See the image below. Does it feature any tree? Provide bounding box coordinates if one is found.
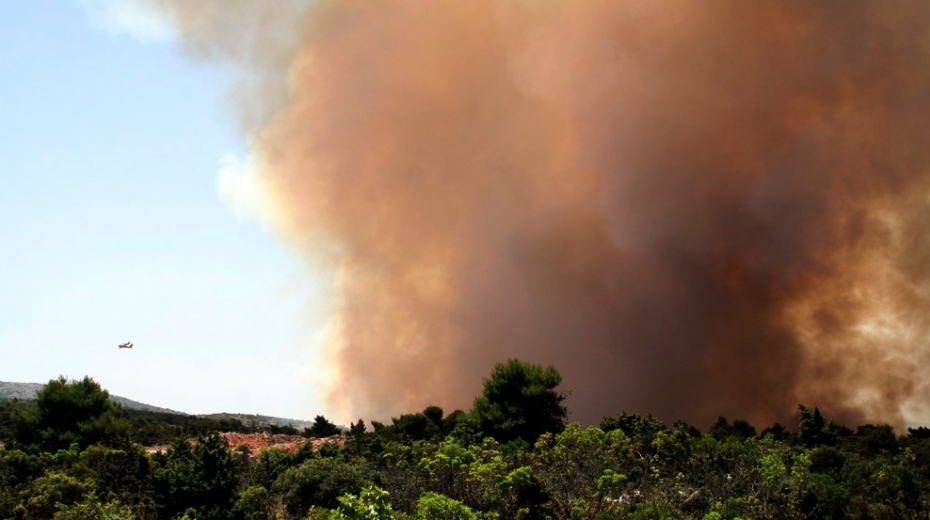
[852,424,898,455]
[15,472,87,520]
[532,424,632,519]
[423,406,444,427]
[709,417,756,440]
[81,444,152,510]
[51,493,135,520]
[331,486,395,520]
[760,422,790,441]
[350,419,367,437]
[346,419,369,456]
[797,405,837,448]
[416,492,480,520]
[16,376,125,451]
[272,457,371,517]
[600,411,666,444]
[441,410,469,436]
[307,415,340,438]
[471,359,568,444]
[151,433,241,520]
[390,409,441,441]
[234,486,275,520]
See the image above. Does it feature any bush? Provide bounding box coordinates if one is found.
[332,486,395,520]
[471,360,567,444]
[151,434,241,520]
[16,376,125,452]
[416,492,479,520]
[15,472,87,520]
[52,493,136,520]
[234,485,275,520]
[273,457,370,518]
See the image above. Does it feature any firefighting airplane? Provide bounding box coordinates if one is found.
[118,342,133,349]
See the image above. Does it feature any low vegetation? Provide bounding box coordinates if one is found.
[1,361,928,519]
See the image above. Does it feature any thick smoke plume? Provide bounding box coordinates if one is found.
[151,0,930,428]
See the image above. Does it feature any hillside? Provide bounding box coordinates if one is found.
[0,381,42,401]
[199,412,316,431]
[0,380,182,414]
[0,380,317,429]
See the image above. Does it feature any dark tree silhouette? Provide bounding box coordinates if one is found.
[471,359,568,444]
[16,376,124,451]
[307,415,340,438]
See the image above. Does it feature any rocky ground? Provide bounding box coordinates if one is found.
[145,432,345,458]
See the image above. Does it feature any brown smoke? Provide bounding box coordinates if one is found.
[151,0,930,428]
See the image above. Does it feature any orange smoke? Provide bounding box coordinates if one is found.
[152,0,930,428]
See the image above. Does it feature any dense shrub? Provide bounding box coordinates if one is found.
[272,457,371,518]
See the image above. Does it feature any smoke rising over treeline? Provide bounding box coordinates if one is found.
[147,0,930,428]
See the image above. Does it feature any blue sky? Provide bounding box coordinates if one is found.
[0,0,328,419]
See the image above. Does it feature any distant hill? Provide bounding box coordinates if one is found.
[199,412,316,431]
[0,381,43,401]
[110,395,186,415]
[0,380,318,430]
[0,380,183,415]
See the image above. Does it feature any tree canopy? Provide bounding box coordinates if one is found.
[470,359,567,444]
[3,369,930,520]
[307,415,341,438]
[15,376,124,451]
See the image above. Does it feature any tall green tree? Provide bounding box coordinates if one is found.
[15,376,124,451]
[798,405,837,448]
[307,415,340,438]
[471,359,568,444]
[151,433,241,520]
[272,457,371,518]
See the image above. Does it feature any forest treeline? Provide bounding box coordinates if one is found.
[1,360,928,520]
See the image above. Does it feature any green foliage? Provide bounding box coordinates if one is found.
[499,466,549,520]
[759,423,790,442]
[332,486,396,520]
[702,503,753,520]
[441,411,471,437]
[123,409,256,446]
[0,399,36,446]
[471,359,567,444]
[151,433,241,520]
[533,424,633,519]
[390,411,442,442]
[2,364,929,520]
[797,405,837,448]
[234,485,275,520]
[15,471,88,520]
[244,446,295,490]
[849,424,898,455]
[0,447,44,518]
[272,456,370,518]
[0,447,44,487]
[52,493,136,520]
[81,444,152,508]
[346,420,371,457]
[798,472,848,519]
[416,492,481,520]
[708,418,756,440]
[16,376,126,452]
[308,416,341,438]
[756,447,787,491]
[600,411,666,448]
[372,407,468,444]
